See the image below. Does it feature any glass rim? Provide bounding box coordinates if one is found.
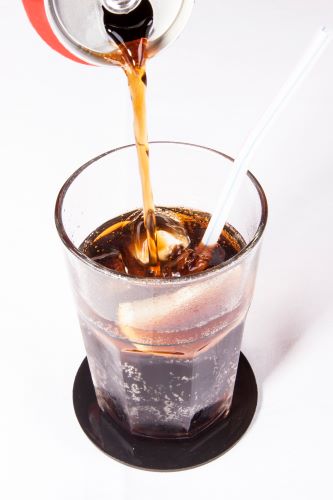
[55,141,268,286]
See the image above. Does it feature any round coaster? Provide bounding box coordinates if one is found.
[73,353,257,471]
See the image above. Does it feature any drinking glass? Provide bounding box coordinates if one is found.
[55,141,267,438]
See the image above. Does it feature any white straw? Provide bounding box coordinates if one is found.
[202,27,332,247]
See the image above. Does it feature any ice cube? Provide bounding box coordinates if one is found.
[133,229,190,264]
[92,249,126,273]
[118,263,248,347]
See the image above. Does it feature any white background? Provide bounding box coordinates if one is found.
[1,0,333,498]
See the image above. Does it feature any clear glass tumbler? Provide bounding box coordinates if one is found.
[55,141,267,439]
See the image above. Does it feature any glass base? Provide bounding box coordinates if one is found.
[72,353,258,471]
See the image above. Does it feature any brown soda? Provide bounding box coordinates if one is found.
[79,209,246,438]
[76,3,248,438]
[80,207,245,278]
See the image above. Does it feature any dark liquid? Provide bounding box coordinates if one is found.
[103,0,153,45]
[79,209,246,438]
[78,6,247,439]
[80,207,244,278]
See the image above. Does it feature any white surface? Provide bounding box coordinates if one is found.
[1,0,333,498]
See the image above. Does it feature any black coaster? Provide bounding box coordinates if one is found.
[73,353,257,471]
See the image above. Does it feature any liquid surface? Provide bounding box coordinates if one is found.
[80,207,244,278]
